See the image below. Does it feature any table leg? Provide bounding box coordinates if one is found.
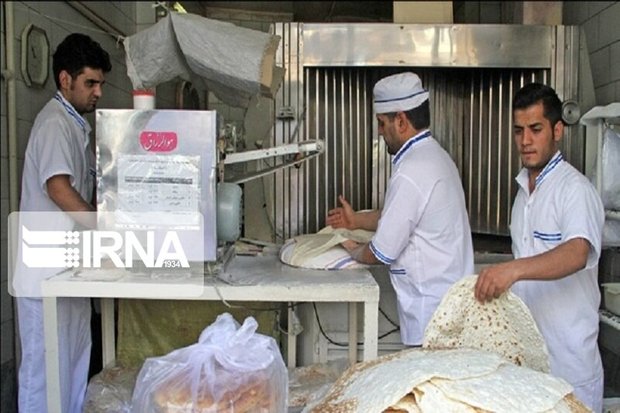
[43,297,63,413]
[287,304,296,368]
[101,298,115,367]
[362,301,378,361]
[348,302,358,364]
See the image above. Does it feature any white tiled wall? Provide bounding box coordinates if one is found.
[564,1,620,105]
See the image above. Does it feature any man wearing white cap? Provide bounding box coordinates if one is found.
[327,72,474,345]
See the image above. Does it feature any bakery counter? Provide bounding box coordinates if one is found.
[41,254,380,413]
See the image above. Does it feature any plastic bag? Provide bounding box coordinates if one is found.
[599,127,620,210]
[131,312,287,412]
[123,12,282,109]
[84,365,140,413]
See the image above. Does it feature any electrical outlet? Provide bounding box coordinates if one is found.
[277,106,295,120]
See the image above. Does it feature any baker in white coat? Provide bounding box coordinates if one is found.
[474,82,605,413]
[13,33,111,413]
[327,72,474,345]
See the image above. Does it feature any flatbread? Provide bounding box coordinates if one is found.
[548,394,592,413]
[422,275,550,373]
[152,375,271,412]
[384,393,421,413]
[289,360,349,408]
[303,348,507,413]
[280,226,374,269]
[303,348,589,413]
[429,363,572,413]
[413,382,482,413]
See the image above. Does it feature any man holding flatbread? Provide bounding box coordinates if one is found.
[326,72,474,346]
[474,83,605,412]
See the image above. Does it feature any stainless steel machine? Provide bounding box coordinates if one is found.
[95,108,323,270]
[96,109,220,263]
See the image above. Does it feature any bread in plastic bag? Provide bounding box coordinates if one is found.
[131,312,287,412]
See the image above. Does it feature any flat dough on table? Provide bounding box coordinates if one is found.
[279,226,375,269]
[422,274,550,373]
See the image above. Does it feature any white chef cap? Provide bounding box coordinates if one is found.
[373,72,429,114]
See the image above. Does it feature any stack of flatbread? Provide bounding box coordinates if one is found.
[303,348,588,412]
[279,226,375,270]
[303,275,592,413]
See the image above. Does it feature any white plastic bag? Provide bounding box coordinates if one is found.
[599,127,620,210]
[131,313,287,412]
[123,12,282,108]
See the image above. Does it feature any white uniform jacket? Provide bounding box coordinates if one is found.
[14,92,95,297]
[510,151,605,392]
[370,130,474,345]
[15,92,95,413]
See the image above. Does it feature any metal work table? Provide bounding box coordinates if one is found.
[41,254,380,413]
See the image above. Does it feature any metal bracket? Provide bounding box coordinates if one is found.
[222,140,324,184]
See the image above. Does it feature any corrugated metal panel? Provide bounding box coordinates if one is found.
[269,23,583,241]
[269,22,304,242]
[462,69,547,234]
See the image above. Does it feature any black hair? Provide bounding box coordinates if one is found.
[385,99,431,130]
[52,33,112,89]
[512,83,563,126]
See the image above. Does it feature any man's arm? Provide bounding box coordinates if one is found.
[47,175,94,211]
[352,210,381,231]
[47,174,96,228]
[474,238,591,302]
[340,240,381,265]
[326,195,380,231]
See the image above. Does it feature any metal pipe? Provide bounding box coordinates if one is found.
[4,1,18,213]
[3,0,23,397]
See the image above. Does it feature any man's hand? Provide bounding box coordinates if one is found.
[340,239,360,252]
[327,195,356,229]
[339,239,380,265]
[474,261,520,302]
[474,238,591,303]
